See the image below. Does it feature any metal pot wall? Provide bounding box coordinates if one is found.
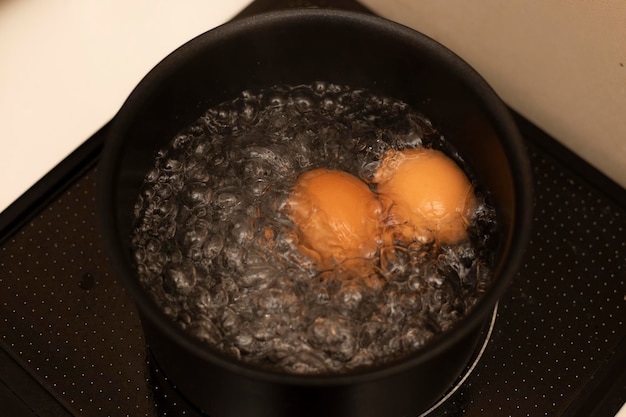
[98,9,533,417]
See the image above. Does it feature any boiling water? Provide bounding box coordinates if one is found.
[131,82,497,374]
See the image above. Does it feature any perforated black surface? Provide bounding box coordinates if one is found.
[1,120,624,417]
[1,1,625,416]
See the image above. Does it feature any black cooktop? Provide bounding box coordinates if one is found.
[1,1,624,416]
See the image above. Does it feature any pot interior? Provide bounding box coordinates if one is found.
[100,8,530,382]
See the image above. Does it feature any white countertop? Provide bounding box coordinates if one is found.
[0,0,251,213]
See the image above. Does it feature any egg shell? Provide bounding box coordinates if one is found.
[286,168,383,269]
[374,148,476,244]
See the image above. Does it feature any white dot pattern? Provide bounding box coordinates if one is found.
[0,145,625,417]
[1,170,156,417]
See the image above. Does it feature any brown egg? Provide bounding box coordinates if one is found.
[286,168,383,269]
[374,148,476,244]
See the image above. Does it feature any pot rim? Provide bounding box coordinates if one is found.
[98,8,533,386]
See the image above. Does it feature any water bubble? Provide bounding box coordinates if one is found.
[164,261,197,295]
[292,89,317,114]
[236,265,276,289]
[161,158,183,173]
[181,182,212,208]
[308,316,356,362]
[172,133,192,150]
[263,91,288,109]
[213,190,243,218]
[189,317,222,345]
[220,307,240,334]
[201,233,223,261]
[230,220,253,243]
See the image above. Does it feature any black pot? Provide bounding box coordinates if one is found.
[98,9,533,417]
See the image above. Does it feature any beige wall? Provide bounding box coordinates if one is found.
[361,0,626,188]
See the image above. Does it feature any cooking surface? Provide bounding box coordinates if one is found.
[1,1,625,416]
[1,118,624,417]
